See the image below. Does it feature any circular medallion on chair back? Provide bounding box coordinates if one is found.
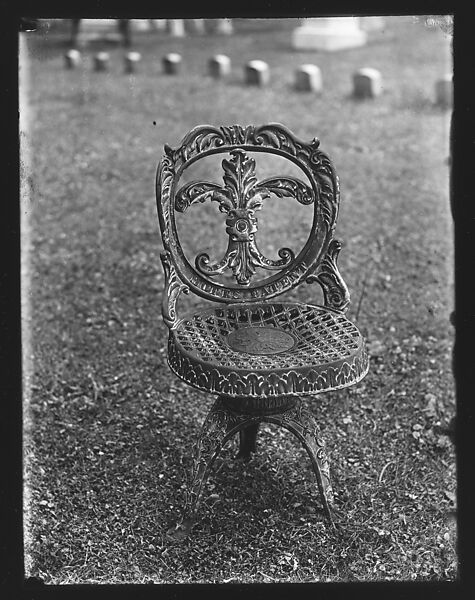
[157,123,340,303]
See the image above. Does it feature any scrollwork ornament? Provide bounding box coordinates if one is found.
[175,149,304,285]
[157,155,176,247]
[307,239,350,313]
[157,123,342,303]
[160,251,189,330]
[256,176,314,205]
[170,124,339,235]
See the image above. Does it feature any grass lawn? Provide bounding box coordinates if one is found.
[21,17,456,583]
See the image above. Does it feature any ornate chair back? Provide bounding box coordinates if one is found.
[156,123,350,323]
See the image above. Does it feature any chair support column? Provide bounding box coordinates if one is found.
[236,422,260,461]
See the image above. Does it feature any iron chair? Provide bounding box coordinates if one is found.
[156,123,369,539]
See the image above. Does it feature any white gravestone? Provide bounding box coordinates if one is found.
[124,52,141,73]
[435,74,452,107]
[64,49,81,69]
[295,64,322,92]
[353,68,383,98]
[130,19,152,31]
[215,19,233,34]
[209,55,231,78]
[292,17,367,51]
[168,19,185,37]
[245,60,270,86]
[163,53,182,74]
[191,19,206,34]
[150,20,167,31]
[93,52,110,72]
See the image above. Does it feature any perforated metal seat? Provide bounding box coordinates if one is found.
[156,123,369,538]
[169,302,367,398]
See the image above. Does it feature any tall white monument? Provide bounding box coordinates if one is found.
[292,17,367,51]
[76,19,122,44]
[360,16,386,31]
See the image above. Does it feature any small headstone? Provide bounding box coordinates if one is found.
[353,68,383,98]
[163,53,182,75]
[150,19,167,31]
[130,19,152,32]
[191,19,206,34]
[209,54,231,79]
[215,18,233,35]
[93,52,110,72]
[64,49,81,69]
[124,51,141,74]
[168,19,185,37]
[245,60,270,87]
[435,74,453,108]
[295,64,322,93]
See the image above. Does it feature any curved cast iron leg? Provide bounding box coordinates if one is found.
[265,401,335,526]
[236,422,260,461]
[167,397,253,540]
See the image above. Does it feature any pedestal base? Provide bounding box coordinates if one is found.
[167,395,335,540]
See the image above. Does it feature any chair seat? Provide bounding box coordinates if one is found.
[168,302,369,399]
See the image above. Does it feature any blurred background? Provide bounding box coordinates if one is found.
[20,16,456,584]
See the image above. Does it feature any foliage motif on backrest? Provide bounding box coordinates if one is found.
[157,123,350,328]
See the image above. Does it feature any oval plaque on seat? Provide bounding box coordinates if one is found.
[226,326,296,355]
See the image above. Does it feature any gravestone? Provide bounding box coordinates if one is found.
[93,52,110,72]
[130,19,152,31]
[64,49,81,69]
[191,19,206,34]
[168,19,185,37]
[295,64,322,92]
[292,17,367,51]
[150,19,167,31]
[435,74,453,108]
[353,68,383,98]
[163,53,182,74]
[360,16,386,31]
[209,54,231,79]
[245,60,270,86]
[76,19,122,45]
[125,52,141,73]
[215,18,233,34]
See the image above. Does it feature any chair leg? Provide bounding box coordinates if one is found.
[167,397,335,540]
[236,422,260,461]
[167,397,249,540]
[265,400,335,526]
